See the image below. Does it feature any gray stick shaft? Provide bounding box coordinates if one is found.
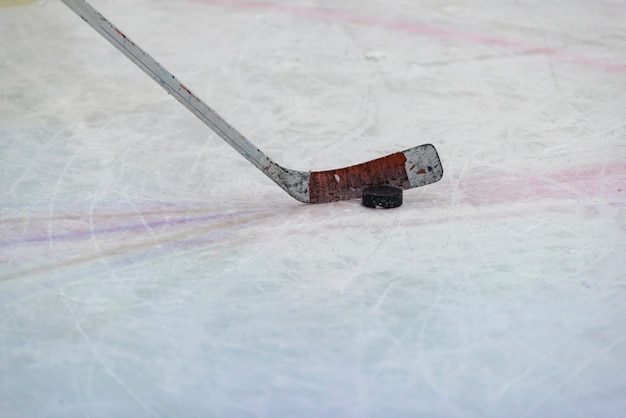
[60,0,273,173]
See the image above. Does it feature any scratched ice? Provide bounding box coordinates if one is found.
[1,0,625,416]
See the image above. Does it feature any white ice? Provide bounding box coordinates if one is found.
[1,0,625,416]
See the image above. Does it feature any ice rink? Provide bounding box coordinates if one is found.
[2,0,625,416]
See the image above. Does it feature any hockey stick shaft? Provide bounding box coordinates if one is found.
[59,0,273,174]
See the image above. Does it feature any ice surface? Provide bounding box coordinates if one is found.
[1,0,625,416]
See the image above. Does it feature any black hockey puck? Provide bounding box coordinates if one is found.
[362,186,403,209]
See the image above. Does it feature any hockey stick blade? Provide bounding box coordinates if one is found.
[307,144,442,203]
[59,0,443,203]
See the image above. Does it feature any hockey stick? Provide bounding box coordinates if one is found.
[59,0,443,203]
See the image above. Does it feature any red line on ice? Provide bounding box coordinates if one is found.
[459,162,626,206]
[189,0,626,74]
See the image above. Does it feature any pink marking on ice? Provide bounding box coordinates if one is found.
[459,163,626,206]
[189,0,626,74]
